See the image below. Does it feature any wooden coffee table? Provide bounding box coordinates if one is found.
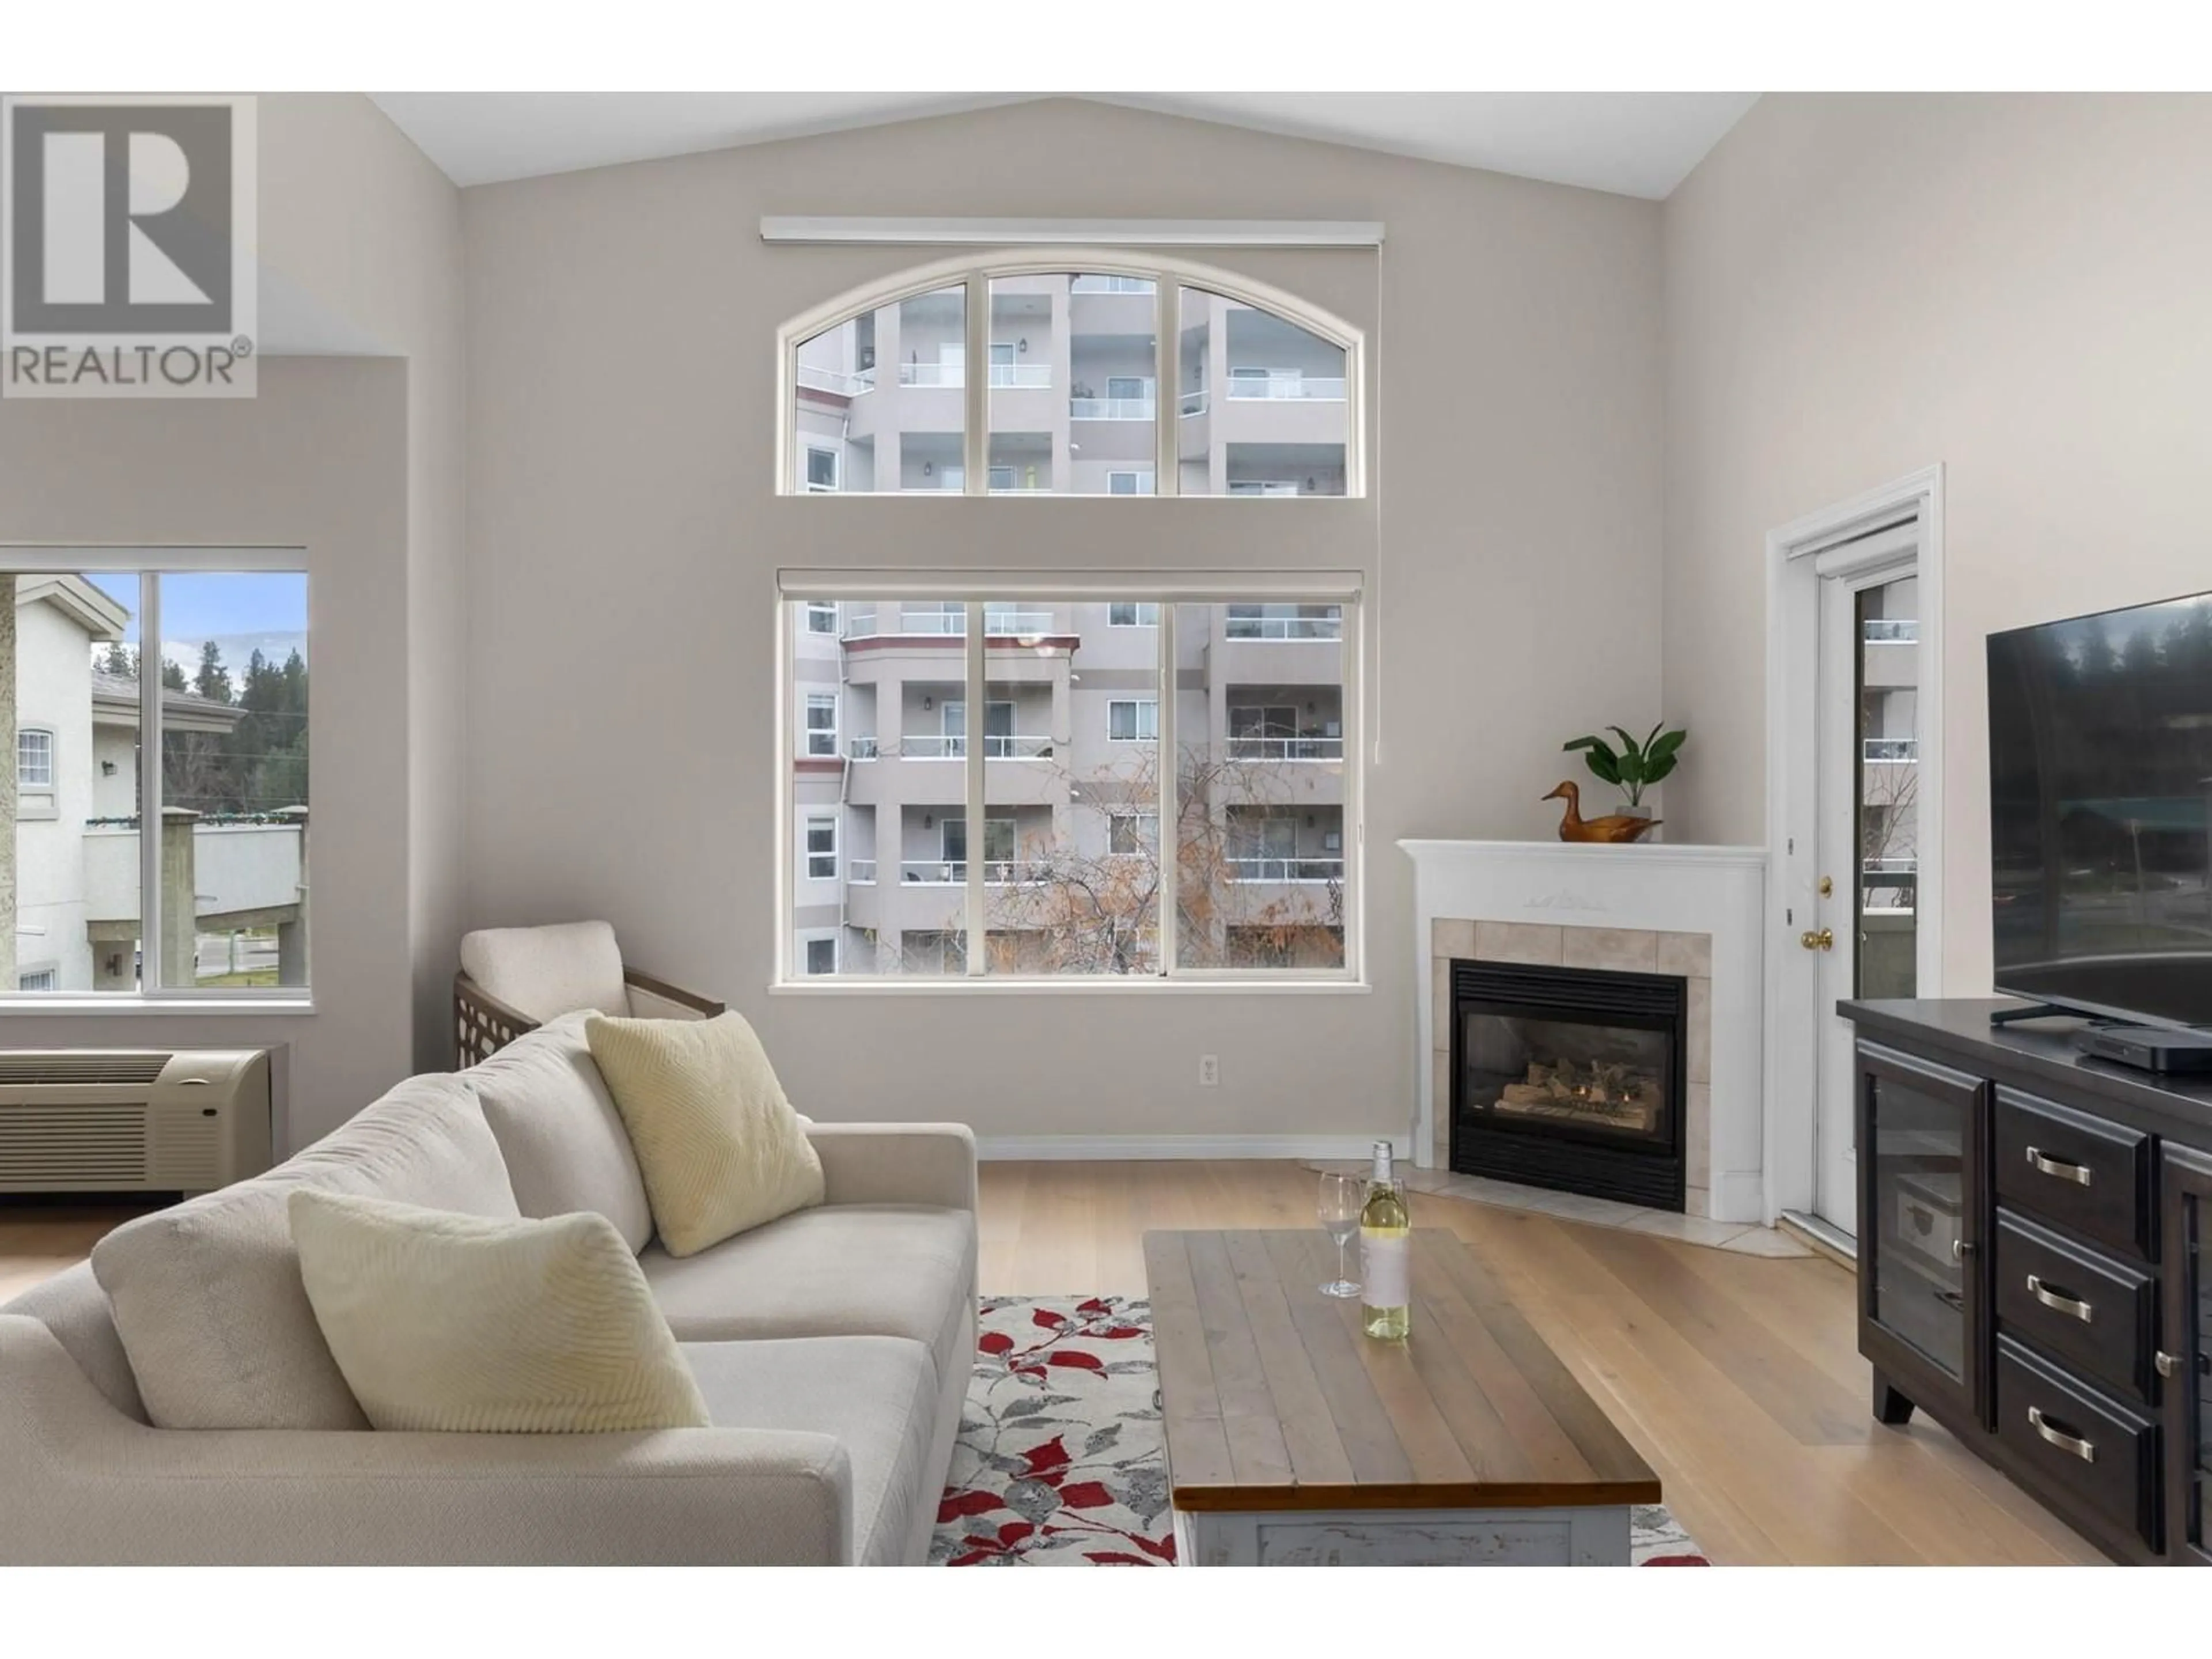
[1143,1228,1661,1566]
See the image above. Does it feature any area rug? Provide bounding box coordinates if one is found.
[932,1294,1710,1566]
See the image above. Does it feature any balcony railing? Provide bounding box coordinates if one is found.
[1070,275,1157,294]
[1179,390,1209,416]
[988,363,1051,388]
[1226,376,1348,401]
[849,859,877,884]
[899,860,1049,885]
[1227,734,1344,762]
[1227,856,1344,884]
[847,737,878,760]
[1863,618,1919,643]
[841,608,1055,641]
[1224,612,1344,641]
[896,734,1055,760]
[900,362,963,388]
[1070,397,1156,421]
[1863,737,1919,762]
[796,365,876,396]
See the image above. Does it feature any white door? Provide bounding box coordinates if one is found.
[1812,565,1924,1228]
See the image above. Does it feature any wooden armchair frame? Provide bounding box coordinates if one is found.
[453,968,725,1069]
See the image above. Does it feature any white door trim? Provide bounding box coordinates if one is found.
[1762,463,1946,1222]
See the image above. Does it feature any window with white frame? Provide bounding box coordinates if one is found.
[805,691,838,757]
[785,261,1358,498]
[6,564,310,997]
[805,815,838,881]
[781,591,1355,982]
[804,937,837,975]
[805,601,837,634]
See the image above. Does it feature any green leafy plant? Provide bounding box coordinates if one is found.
[1562,723,1686,809]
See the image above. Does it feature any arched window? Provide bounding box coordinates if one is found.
[780,252,1362,498]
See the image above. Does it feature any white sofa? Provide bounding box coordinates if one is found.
[0,1014,978,1566]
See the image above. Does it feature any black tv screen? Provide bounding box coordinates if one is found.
[1990,590,2212,1027]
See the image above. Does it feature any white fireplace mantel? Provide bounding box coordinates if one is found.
[1402,839,1768,1225]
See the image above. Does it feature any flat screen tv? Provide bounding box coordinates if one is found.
[1990,589,2212,1027]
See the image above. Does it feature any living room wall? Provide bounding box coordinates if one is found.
[1660,93,2212,995]
[461,98,1666,1147]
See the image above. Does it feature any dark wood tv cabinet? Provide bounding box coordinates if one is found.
[1840,998,2212,1565]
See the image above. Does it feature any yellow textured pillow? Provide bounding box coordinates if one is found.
[586,1011,825,1257]
[288,1188,710,1433]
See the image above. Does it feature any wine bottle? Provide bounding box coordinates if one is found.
[1359,1139,1410,1340]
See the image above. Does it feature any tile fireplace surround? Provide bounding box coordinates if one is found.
[1402,839,1767,1225]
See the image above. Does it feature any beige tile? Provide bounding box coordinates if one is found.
[1431,1055,1452,1137]
[1687,977,1712,1084]
[1431,918,1477,960]
[1718,1226,1816,1259]
[1559,925,1659,974]
[1655,930,1713,979]
[1473,921,1563,965]
[1616,1209,1748,1248]
[1685,1083,1711,1187]
[1431,1122,1452,1169]
[1684,1186,1711,1219]
[1431,957,1452,1040]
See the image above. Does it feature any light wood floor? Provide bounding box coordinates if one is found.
[2,1164,2104,1566]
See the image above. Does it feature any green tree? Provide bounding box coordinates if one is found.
[159,659,187,693]
[101,641,135,675]
[194,641,232,705]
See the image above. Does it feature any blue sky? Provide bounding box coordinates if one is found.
[86,573,307,667]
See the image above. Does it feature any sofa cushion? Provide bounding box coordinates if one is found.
[90,1075,520,1430]
[682,1335,939,1567]
[586,1011,823,1257]
[641,1204,976,1392]
[461,921,630,1025]
[290,1190,709,1433]
[470,1013,654,1253]
[2,1261,146,1423]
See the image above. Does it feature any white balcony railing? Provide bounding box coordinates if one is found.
[842,608,1055,641]
[1226,857,1344,884]
[896,734,1054,760]
[988,363,1051,388]
[1863,736,1919,762]
[796,365,876,396]
[847,737,878,760]
[1070,275,1157,294]
[1070,397,1156,421]
[848,859,877,884]
[1227,734,1344,762]
[1224,612,1344,641]
[899,362,963,388]
[1226,376,1348,401]
[1179,390,1209,416]
[1863,618,1919,643]
[899,860,1049,885]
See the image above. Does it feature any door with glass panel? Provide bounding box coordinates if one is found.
[1813,565,1923,1230]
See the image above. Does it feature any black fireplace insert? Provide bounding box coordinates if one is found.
[1449,959,1688,1211]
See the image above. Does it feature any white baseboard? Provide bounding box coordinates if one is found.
[976,1134,1410,1163]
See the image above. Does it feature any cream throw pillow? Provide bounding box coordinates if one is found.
[288,1189,710,1433]
[586,1010,824,1257]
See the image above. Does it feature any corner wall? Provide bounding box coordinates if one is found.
[1661,93,2212,993]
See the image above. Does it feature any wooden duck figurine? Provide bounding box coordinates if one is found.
[1544,781,1662,844]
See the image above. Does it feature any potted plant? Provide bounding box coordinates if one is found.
[1562,723,1686,819]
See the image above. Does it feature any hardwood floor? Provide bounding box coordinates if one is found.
[0,1163,2103,1566]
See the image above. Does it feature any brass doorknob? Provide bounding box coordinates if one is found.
[1800,927,1834,952]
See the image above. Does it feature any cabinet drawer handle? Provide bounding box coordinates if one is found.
[2156,1350,2181,1380]
[2025,1274,2093,1323]
[2024,1146,2093,1186]
[2027,1406,2097,1463]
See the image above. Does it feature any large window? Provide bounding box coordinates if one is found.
[5,565,309,997]
[781,590,1355,983]
[785,258,1359,498]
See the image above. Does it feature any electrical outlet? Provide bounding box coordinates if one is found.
[1199,1054,1220,1088]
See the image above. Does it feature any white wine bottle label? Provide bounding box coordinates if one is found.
[1361,1228,1409,1309]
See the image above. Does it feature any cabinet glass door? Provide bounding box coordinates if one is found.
[1859,1046,1985,1421]
[2166,1149,2212,1565]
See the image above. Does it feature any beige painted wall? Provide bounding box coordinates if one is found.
[260,93,469,1075]
[0,359,414,1148]
[463,98,1664,1141]
[1661,93,2212,994]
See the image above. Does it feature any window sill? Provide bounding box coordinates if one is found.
[770,976,1369,997]
[0,996,316,1016]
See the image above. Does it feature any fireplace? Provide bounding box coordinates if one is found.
[1449,959,1688,1211]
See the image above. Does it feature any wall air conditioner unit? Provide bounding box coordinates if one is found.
[0,1050,272,1195]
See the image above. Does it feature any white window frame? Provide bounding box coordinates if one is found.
[802,934,838,976]
[775,581,1362,991]
[16,968,55,992]
[1107,809,1158,857]
[804,446,840,493]
[1108,602,1160,627]
[16,728,54,791]
[805,601,837,634]
[805,691,839,757]
[1107,698,1158,743]
[1106,471,1155,497]
[777,250,1365,499]
[805,814,838,881]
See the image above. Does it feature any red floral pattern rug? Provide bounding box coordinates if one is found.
[933,1294,1710,1566]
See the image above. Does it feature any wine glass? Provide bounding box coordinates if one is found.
[1317,1171,1363,1298]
